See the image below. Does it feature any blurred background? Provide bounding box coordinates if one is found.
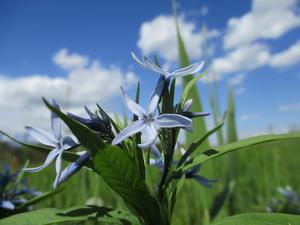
[1,0,300,224]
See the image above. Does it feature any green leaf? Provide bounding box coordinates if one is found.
[180,133,300,172]
[16,189,61,211]
[177,112,227,167]
[43,98,166,225]
[0,130,94,169]
[227,86,238,143]
[0,206,139,225]
[173,0,209,151]
[93,146,165,225]
[211,213,300,225]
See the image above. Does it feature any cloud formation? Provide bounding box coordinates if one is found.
[0,49,138,136]
[137,15,219,62]
[224,0,300,49]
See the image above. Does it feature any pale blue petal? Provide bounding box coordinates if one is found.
[25,126,57,147]
[144,57,168,76]
[148,77,165,114]
[51,99,62,140]
[183,99,193,112]
[112,120,146,145]
[131,52,147,68]
[170,61,204,78]
[1,200,15,210]
[154,114,192,128]
[120,87,146,118]
[22,148,60,172]
[138,124,158,149]
[55,152,90,187]
[53,151,63,188]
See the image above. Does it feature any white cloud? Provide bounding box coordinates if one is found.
[278,101,300,112]
[224,0,300,49]
[270,40,300,68]
[0,49,138,136]
[203,43,270,82]
[53,49,89,70]
[137,15,219,62]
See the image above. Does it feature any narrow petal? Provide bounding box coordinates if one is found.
[22,148,60,173]
[131,52,147,68]
[154,114,192,128]
[170,61,204,78]
[53,151,63,188]
[0,200,15,210]
[55,152,90,187]
[148,77,165,114]
[144,57,168,76]
[51,99,62,140]
[120,87,146,117]
[112,120,146,145]
[138,124,158,149]
[192,175,219,188]
[84,106,98,120]
[183,99,193,112]
[26,126,57,147]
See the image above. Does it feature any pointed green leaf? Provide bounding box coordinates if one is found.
[180,133,300,172]
[173,1,209,151]
[227,86,238,143]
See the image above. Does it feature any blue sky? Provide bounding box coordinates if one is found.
[0,0,300,139]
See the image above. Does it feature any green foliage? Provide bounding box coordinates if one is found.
[212,213,300,225]
[0,206,139,225]
[173,0,209,151]
[179,133,300,172]
[226,87,238,143]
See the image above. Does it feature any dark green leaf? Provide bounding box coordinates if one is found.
[0,206,139,225]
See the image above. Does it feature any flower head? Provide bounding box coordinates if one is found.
[0,164,40,212]
[112,80,192,149]
[22,100,77,188]
[131,52,204,80]
[68,106,113,141]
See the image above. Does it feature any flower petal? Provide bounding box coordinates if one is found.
[170,61,204,78]
[131,52,147,68]
[0,200,15,210]
[144,57,168,76]
[112,120,146,145]
[51,99,62,140]
[22,148,60,172]
[84,106,98,120]
[154,114,192,128]
[183,99,193,112]
[120,87,146,118]
[138,124,158,149]
[53,151,63,188]
[25,126,57,147]
[148,77,165,114]
[55,152,90,187]
[192,175,219,188]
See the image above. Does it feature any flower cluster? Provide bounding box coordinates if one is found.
[21,52,216,189]
[0,164,40,215]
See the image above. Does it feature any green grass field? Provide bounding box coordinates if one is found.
[2,135,298,225]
